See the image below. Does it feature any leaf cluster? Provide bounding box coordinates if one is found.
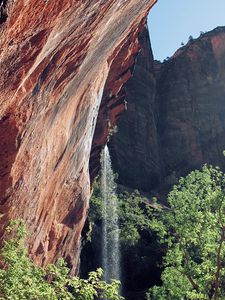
[90,183,153,247]
[147,165,225,300]
[0,220,123,300]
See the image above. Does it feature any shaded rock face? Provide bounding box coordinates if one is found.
[0,0,156,272]
[109,27,225,194]
[0,0,10,24]
[109,27,161,192]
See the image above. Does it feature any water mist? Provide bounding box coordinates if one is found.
[101,145,121,283]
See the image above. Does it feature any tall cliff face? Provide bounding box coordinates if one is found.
[109,27,225,194]
[109,27,161,192]
[89,22,148,183]
[0,0,156,272]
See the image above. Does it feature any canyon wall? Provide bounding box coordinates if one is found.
[0,0,156,272]
[109,27,161,192]
[110,26,225,194]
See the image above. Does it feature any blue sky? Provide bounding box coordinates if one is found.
[147,0,225,61]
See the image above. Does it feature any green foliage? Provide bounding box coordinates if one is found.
[108,125,118,139]
[118,191,153,246]
[89,180,105,222]
[0,220,123,300]
[90,182,153,247]
[147,165,225,300]
[0,219,54,300]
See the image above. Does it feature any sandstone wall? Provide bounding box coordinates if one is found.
[109,27,225,194]
[0,0,156,272]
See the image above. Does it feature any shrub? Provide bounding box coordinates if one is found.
[90,182,154,247]
[0,220,123,300]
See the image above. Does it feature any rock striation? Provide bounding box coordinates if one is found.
[0,0,156,272]
[109,26,225,194]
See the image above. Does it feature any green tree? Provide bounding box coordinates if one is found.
[0,220,123,300]
[90,182,154,247]
[147,165,225,300]
[118,190,153,246]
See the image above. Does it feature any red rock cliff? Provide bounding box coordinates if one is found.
[109,26,225,195]
[0,0,156,272]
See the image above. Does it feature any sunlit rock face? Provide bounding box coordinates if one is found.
[0,0,156,272]
[109,27,225,194]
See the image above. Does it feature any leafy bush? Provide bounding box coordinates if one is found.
[147,165,225,300]
[0,220,123,300]
[87,182,163,299]
[118,191,153,246]
[90,182,153,247]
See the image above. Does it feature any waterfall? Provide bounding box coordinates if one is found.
[101,145,120,283]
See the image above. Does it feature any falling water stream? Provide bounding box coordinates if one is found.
[101,145,121,284]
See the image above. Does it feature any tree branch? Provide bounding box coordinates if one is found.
[180,244,200,291]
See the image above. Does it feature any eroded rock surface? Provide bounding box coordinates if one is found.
[109,27,225,194]
[0,0,156,272]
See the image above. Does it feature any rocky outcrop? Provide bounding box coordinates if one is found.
[109,26,225,194]
[0,0,156,272]
[89,23,151,183]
